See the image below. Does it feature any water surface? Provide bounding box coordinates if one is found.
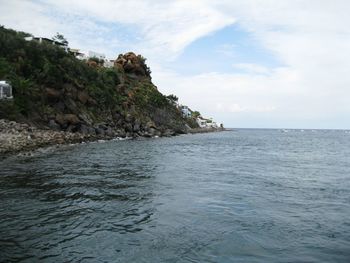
[1,129,350,262]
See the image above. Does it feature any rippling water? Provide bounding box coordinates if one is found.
[1,129,350,262]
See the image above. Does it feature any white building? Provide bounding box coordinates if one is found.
[196,117,207,128]
[196,117,218,128]
[104,59,115,68]
[0,81,13,100]
[207,122,218,128]
[88,51,106,60]
[24,36,68,52]
[180,105,191,118]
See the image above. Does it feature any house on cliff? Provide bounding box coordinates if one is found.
[180,105,192,118]
[196,117,218,128]
[0,81,13,100]
[24,36,68,52]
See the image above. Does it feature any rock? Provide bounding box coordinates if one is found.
[125,114,133,123]
[55,114,65,126]
[55,114,80,126]
[149,128,157,136]
[53,101,65,111]
[87,97,97,106]
[162,129,175,137]
[77,91,89,104]
[64,98,79,113]
[133,119,141,132]
[126,132,133,138]
[78,124,89,134]
[95,127,105,136]
[98,124,108,130]
[45,88,61,100]
[145,121,156,130]
[114,52,151,78]
[48,120,60,130]
[78,112,93,125]
[64,114,80,125]
[66,125,78,133]
[124,123,133,133]
[105,127,114,137]
[88,127,96,135]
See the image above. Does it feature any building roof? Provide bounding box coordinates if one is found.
[33,37,67,46]
[0,80,10,87]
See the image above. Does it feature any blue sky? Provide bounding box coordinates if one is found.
[169,24,281,76]
[1,0,350,129]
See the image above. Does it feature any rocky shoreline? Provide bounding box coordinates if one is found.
[0,119,224,159]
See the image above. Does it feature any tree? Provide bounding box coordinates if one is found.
[52,32,68,46]
[166,94,178,103]
[192,111,201,118]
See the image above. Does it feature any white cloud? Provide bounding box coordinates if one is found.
[40,0,236,59]
[232,63,270,74]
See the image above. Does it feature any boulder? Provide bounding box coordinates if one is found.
[77,91,89,104]
[116,129,126,138]
[105,127,114,137]
[53,101,65,111]
[124,123,133,133]
[133,119,141,132]
[95,127,105,136]
[66,125,78,133]
[78,112,93,125]
[65,114,80,125]
[145,121,156,130]
[149,128,157,136]
[125,114,133,123]
[114,52,150,78]
[48,120,60,131]
[45,88,61,100]
[78,124,89,134]
[55,114,80,126]
[162,129,175,137]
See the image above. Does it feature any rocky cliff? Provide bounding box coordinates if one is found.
[0,26,198,138]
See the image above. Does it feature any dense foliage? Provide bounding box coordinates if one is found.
[0,26,195,131]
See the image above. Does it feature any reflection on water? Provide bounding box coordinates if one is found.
[1,130,350,262]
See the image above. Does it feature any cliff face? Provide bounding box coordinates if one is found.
[0,27,197,138]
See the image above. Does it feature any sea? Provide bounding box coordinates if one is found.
[0,129,349,262]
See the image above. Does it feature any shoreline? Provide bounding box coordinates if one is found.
[0,119,224,159]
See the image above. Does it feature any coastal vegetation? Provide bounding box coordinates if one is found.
[0,26,199,137]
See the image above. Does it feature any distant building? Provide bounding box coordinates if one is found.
[196,117,207,128]
[0,81,13,100]
[69,48,84,57]
[196,117,218,128]
[104,59,115,68]
[88,51,106,60]
[24,36,68,52]
[180,105,192,118]
[207,121,218,128]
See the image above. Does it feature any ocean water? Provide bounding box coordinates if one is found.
[0,129,350,262]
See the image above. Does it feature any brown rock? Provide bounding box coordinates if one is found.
[45,88,61,100]
[65,114,80,125]
[56,114,80,126]
[77,91,89,104]
[114,52,150,77]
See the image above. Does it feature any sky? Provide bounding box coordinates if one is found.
[0,0,349,129]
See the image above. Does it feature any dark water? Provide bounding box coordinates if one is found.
[1,129,350,262]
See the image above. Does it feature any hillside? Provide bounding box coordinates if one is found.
[0,26,198,138]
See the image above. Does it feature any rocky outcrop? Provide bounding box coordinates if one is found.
[0,119,93,156]
[114,52,151,78]
[0,118,191,157]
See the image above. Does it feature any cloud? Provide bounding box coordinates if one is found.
[39,0,236,59]
[232,63,270,74]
